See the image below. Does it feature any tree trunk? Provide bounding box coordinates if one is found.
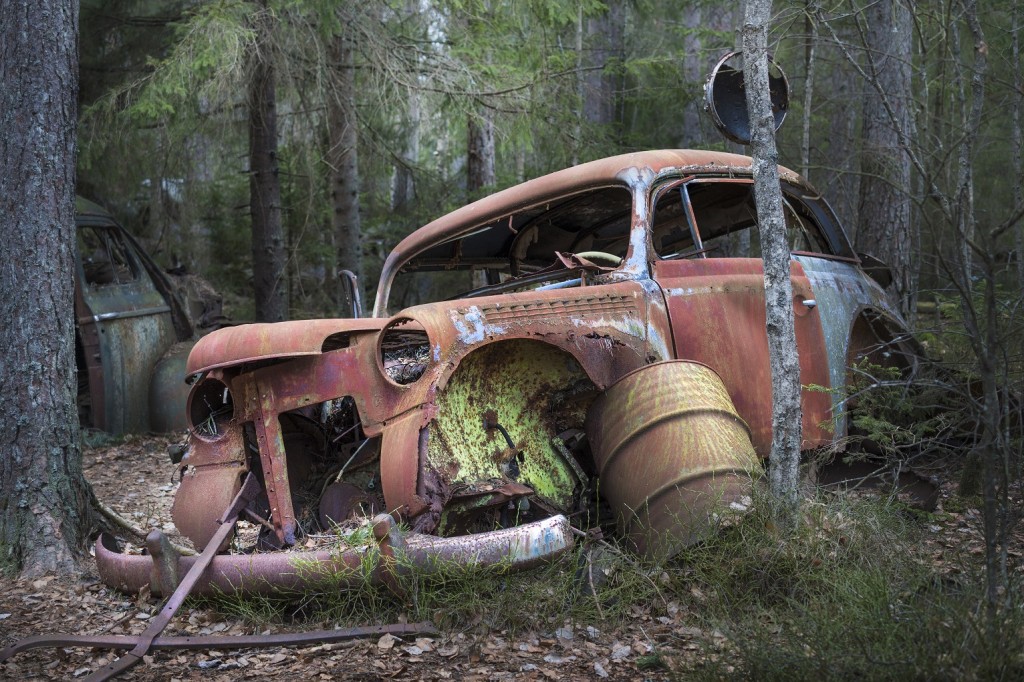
[583,0,625,132]
[329,26,363,307]
[679,4,703,148]
[820,35,860,235]
[1012,3,1022,286]
[855,0,914,317]
[742,0,803,518]
[0,0,92,576]
[248,2,287,323]
[957,0,1007,615]
[391,85,419,214]
[467,109,496,195]
[800,4,818,180]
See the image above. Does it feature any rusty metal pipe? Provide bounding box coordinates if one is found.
[86,473,263,681]
[0,623,436,661]
[96,514,574,598]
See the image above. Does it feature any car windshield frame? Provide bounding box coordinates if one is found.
[375,182,642,315]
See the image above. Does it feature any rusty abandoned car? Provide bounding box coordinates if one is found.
[75,198,220,435]
[92,148,909,599]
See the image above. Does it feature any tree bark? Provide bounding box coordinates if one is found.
[742,0,803,517]
[1014,2,1023,286]
[820,32,860,235]
[0,0,92,576]
[956,0,1007,615]
[583,0,625,132]
[467,109,496,196]
[800,3,818,180]
[248,2,287,322]
[679,4,703,149]
[855,0,914,317]
[329,26,363,306]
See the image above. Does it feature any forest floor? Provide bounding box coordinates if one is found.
[0,434,1020,681]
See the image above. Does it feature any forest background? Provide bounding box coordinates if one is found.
[81,0,1018,325]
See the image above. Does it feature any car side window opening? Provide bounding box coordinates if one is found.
[651,179,832,260]
[78,225,139,286]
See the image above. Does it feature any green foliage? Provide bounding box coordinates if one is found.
[94,1,256,128]
[670,490,1024,680]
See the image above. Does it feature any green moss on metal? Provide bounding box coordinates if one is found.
[428,340,592,513]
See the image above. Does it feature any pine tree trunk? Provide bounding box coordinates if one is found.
[467,110,496,195]
[249,2,287,323]
[742,0,803,517]
[855,0,913,317]
[583,0,625,131]
[0,0,92,576]
[820,35,860,235]
[679,5,703,148]
[1014,3,1023,286]
[329,27,362,305]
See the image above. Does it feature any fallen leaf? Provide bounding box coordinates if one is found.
[610,643,631,661]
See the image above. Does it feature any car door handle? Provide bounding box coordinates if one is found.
[802,299,817,309]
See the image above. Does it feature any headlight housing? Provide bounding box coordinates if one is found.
[188,376,234,439]
[378,317,432,386]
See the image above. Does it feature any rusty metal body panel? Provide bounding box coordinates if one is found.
[652,257,833,455]
[793,255,901,434]
[74,198,197,434]
[97,149,909,594]
[185,318,389,374]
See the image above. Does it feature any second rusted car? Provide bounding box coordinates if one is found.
[98,150,907,594]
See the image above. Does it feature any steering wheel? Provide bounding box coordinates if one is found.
[574,251,622,266]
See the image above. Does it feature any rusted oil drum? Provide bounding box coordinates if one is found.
[585,361,760,558]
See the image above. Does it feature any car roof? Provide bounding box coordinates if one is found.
[378,150,810,281]
[75,196,118,226]
[372,148,827,301]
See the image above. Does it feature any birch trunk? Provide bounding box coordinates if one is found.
[742,0,803,516]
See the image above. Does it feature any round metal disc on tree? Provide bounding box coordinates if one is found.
[703,51,790,145]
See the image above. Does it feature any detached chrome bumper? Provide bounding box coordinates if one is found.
[96,515,574,597]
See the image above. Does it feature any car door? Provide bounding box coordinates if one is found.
[75,207,181,433]
[649,178,833,457]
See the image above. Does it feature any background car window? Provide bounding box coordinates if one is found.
[77,226,138,285]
